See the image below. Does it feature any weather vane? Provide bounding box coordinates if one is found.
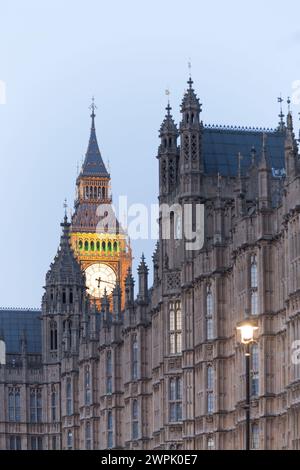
[89,96,97,116]
[188,58,192,77]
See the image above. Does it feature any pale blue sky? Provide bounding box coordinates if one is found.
[0,0,300,307]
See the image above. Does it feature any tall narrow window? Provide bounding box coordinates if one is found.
[207,436,215,450]
[85,421,91,450]
[8,388,20,422]
[107,411,113,448]
[9,435,21,450]
[30,389,42,423]
[132,400,139,439]
[51,391,56,421]
[169,300,182,354]
[50,321,57,351]
[31,436,43,450]
[169,377,182,422]
[67,430,73,450]
[85,365,91,405]
[206,286,214,340]
[207,366,214,414]
[106,351,112,394]
[132,336,138,380]
[66,378,72,416]
[251,423,260,450]
[250,255,258,315]
[251,344,259,396]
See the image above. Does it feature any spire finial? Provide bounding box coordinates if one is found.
[187,59,193,88]
[89,96,97,129]
[287,96,291,113]
[251,146,257,167]
[165,88,171,114]
[63,198,68,221]
[278,95,285,130]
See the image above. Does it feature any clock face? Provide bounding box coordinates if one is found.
[85,263,116,298]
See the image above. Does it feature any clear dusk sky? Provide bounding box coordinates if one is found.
[0,0,300,307]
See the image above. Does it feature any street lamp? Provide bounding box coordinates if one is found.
[236,320,258,450]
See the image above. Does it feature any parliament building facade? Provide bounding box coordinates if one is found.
[1,77,300,450]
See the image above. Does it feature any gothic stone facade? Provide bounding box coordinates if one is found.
[1,78,300,450]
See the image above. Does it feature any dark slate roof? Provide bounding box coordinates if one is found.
[202,126,286,176]
[0,308,41,354]
[81,113,109,177]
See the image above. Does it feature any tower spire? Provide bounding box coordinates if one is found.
[80,98,109,177]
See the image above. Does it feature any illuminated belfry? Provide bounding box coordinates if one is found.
[71,100,132,309]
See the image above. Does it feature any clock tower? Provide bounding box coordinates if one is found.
[70,100,132,309]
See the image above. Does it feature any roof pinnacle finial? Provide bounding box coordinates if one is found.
[63,198,68,221]
[89,96,97,130]
[278,95,285,130]
[165,88,171,114]
[287,96,291,114]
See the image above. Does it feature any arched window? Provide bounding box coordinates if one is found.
[250,255,258,315]
[50,321,57,351]
[69,290,73,304]
[132,400,138,439]
[186,113,189,123]
[90,186,93,198]
[51,391,56,421]
[84,241,89,251]
[169,300,182,354]
[85,421,91,450]
[207,436,215,450]
[78,240,83,250]
[102,187,106,199]
[108,241,112,252]
[106,351,112,394]
[90,241,94,251]
[191,113,194,123]
[96,241,100,251]
[98,187,101,198]
[94,187,97,199]
[251,255,258,288]
[113,241,118,252]
[169,377,182,422]
[206,286,214,340]
[85,186,89,199]
[132,336,138,380]
[107,411,113,448]
[67,430,73,450]
[251,344,259,396]
[207,366,214,414]
[102,241,106,252]
[62,289,66,304]
[85,365,91,405]
[66,378,72,416]
[8,388,20,422]
[251,423,259,450]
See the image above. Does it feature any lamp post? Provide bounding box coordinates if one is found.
[237,321,258,450]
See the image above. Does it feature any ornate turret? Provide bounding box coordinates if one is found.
[284,109,298,181]
[179,76,203,195]
[158,102,179,197]
[42,215,87,362]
